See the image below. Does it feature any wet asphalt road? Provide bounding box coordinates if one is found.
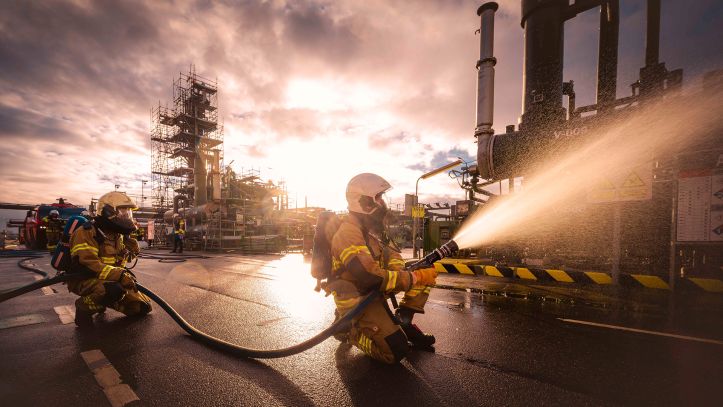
[0,253,722,406]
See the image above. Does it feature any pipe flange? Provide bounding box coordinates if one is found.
[477,2,499,16]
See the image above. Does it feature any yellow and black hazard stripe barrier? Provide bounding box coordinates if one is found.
[431,259,723,293]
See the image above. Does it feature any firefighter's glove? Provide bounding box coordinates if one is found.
[411,267,438,286]
[119,271,136,290]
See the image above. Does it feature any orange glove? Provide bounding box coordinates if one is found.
[411,267,438,286]
[119,271,136,290]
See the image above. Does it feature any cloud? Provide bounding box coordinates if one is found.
[0,0,720,210]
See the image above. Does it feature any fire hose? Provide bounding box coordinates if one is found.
[0,240,458,358]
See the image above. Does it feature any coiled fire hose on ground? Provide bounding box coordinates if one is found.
[137,252,211,263]
[0,240,457,359]
[0,254,379,359]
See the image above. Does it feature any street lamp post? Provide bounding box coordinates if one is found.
[412,159,464,258]
[141,180,148,207]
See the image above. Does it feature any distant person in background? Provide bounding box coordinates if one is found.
[43,209,62,252]
[171,213,185,253]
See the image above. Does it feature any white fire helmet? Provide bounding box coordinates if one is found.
[96,191,138,234]
[346,173,392,215]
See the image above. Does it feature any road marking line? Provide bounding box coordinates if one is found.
[559,318,723,346]
[32,275,54,295]
[0,314,47,329]
[428,299,463,307]
[54,305,75,324]
[81,349,140,407]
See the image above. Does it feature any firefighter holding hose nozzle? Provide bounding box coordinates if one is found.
[68,191,152,328]
[324,173,439,364]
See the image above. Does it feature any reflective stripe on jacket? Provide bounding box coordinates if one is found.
[69,225,137,281]
[330,215,411,294]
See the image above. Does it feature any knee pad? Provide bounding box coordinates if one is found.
[100,282,126,306]
[384,329,410,363]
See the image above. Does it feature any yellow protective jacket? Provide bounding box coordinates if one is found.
[330,214,413,295]
[174,219,185,235]
[69,224,139,281]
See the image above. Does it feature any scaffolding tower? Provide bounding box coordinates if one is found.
[151,66,224,211]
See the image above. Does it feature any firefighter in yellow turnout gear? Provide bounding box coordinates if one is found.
[329,173,438,364]
[43,209,62,252]
[68,191,152,328]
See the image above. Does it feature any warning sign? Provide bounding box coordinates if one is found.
[587,162,653,203]
[677,170,723,242]
[621,172,645,188]
[412,206,425,218]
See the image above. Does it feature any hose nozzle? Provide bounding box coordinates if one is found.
[407,240,459,270]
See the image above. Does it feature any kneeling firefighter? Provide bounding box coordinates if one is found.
[324,173,438,364]
[68,191,152,328]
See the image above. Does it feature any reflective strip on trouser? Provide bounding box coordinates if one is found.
[70,278,151,316]
[399,285,431,313]
[76,295,105,313]
[334,294,361,312]
[348,297,408,364]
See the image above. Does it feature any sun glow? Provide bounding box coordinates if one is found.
[285,78,387,112]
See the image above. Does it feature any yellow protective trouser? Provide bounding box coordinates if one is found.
[398,284,431,313]
[69,278,152,316]
[348,297,409,364]
[343,286,429,364]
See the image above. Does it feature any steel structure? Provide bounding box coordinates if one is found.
[151,66,223,211]
[448,1,722,285]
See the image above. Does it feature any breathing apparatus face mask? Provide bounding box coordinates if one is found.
[96,204,137,235]
[361,192,389,233]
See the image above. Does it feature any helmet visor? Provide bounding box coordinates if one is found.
[374,192,389,211]
[117,207,135,223]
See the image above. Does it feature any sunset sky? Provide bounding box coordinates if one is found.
[0,0,721,213]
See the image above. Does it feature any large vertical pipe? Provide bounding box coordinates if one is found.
[474,2,498,180]
[596,0,619,109]
[519,0,567,129]
[475,2,498,137]
[193,155,208,206]
[639,0,665,97]
[645,0,660,66]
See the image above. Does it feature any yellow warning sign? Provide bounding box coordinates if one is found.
[587,162,653,203]
[621,172,645,188]
[412,206,426,218]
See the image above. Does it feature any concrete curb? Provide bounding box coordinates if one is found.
[433,260,723,294]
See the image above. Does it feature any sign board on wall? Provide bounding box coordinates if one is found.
[587,161,653,203]
[147,220,155,240]
[677,170,723,242]
[412,206,426,218]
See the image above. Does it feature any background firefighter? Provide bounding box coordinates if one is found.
[42,209,62,252]
[171,213,185,253]
[328,173,438,364]
[68,191,152,328]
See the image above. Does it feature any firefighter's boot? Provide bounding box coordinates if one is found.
[396,308,435,351]
[73,301,94,329]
